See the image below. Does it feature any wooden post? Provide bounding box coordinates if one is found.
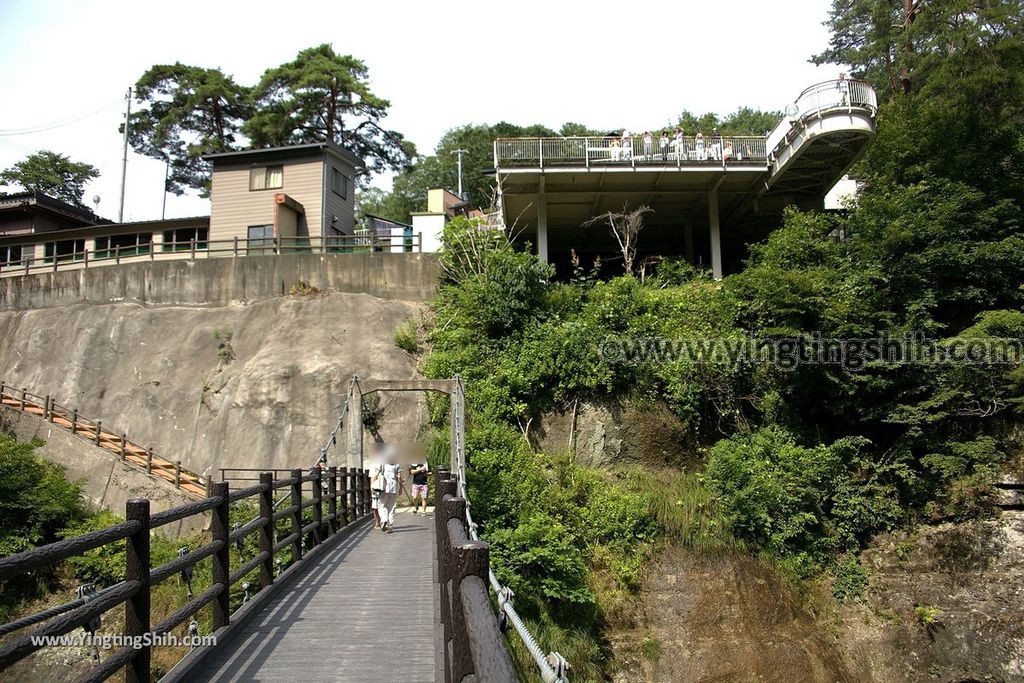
[175,461,181,488]
[347,468,357,521]
[146,446,153,471]
[43,395,50,420]
[363,470,371,517]
[233,236,239,257]
[120,432,127,459]
[339,466,351,525]
[327,466,338,535]
[312,466,323,545]
[94,420,102,446]
[418,232,423,253]
[71,408,78,433]
[190,238,196,260]
[125,498,151,683]
[290,468,303,562]
[115,244,121,264]
[211,481,230,630]
[19,387,26,411]
[258,472,274,589]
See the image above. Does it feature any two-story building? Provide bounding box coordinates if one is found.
[0,142,365,274]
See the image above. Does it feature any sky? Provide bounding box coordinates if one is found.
[0,0,842,222]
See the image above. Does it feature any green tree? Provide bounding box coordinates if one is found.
[244,44,415,176]
[127,63,250,196]
[0,151,99,207]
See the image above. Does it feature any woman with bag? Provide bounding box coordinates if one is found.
[377,447,403,533]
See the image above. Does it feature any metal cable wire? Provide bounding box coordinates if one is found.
[449,378,567,683]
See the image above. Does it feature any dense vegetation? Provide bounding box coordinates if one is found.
[415,0,1024,675]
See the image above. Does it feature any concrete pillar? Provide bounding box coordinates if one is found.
[708,188,722,280]
[348,379,363,469]
[537,176,548,263]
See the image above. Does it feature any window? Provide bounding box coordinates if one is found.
[250,166,284,191]
[95,233,152,259]
[0,245,22,268]
[330,167,348,199]
[403,226,414,253]
[247,225,275,254]
[162,227,209,252]
[44,239,85,263]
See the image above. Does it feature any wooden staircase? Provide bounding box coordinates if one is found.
[0,382,206,498]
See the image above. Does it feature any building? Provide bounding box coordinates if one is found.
[410,188,478,252]
[203,141,364,247]
[0,191,107,266]
[0,142,368,275]
[491,78,878,278]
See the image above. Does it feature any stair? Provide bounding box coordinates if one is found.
[0,383,206,498]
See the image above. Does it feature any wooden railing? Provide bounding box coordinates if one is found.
[0,381,206,497]
[434,471,517,682]
[0,233,425,279]
[0,467,372,682]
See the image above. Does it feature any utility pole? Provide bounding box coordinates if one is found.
[118,87,132,223]
[161,158,169,220]
[452,149,468,200]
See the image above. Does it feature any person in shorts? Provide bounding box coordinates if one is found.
[409,461,430,515]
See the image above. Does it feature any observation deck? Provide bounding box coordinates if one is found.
[492,78,878,277]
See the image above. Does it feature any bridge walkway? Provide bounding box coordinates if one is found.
[191,508,437,683]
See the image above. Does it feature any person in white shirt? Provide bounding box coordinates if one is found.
[376,450,403,533]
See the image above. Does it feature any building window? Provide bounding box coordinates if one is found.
[250,166,284,191]
[247,225,275,253]
[95,233,152,259]
[330,167,348,199]
[44,239,85,263]
[403,226,414,253]
[0,245,22,268]
[162,227,209,252]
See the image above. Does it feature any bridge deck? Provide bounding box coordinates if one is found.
[191,509,437,682]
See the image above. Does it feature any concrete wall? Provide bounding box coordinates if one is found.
[0,406,202,534]
[0,253,439,310]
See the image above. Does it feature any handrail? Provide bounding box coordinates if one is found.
[444,377,569,683]
[0,233,426,279]
[766,78,877,160]
[494,135,768,169]
[0,465,372,681]
[0,381,206,497]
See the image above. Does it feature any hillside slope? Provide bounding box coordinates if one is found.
[0,290,426,480]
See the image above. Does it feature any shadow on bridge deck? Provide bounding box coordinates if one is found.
[187,509,437,683]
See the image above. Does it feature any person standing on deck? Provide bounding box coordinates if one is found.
[368,448,384,530]
[377,449,403,533]
[659,131,670,160]
[642,131,654,159]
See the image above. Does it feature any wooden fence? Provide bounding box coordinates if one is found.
[0,466,371,682]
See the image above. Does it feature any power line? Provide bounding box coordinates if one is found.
[0,99,123,136]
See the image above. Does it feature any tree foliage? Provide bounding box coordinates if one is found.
[127,63,250,196]
[244,44,414,176]
[0,151,99,207]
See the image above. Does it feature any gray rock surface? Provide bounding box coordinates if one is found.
[0,291,427,481]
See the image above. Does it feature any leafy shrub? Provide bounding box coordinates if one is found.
[393,320,419,353]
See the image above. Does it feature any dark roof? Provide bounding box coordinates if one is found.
[202,141,365,170]
[364,214,412,229]
[0,191,106,225]
[0,216,208,247]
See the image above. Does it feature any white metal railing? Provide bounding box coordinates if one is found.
[493,135,768,169]
[766,78,878,159]
[0,233,424,279]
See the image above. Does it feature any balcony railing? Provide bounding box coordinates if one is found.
[494,135,768,169]
[0,233,423,279]
[766,78,878,159]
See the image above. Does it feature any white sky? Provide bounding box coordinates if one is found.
[0,0,841,222]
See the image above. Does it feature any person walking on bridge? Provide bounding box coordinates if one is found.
[376,449,403,533]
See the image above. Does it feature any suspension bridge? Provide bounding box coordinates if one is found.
[0,376,568,682]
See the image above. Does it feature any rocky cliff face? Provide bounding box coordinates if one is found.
[0,291,426,481]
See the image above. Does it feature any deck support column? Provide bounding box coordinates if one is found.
[536,175,548,263]
[708,188,722,280]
